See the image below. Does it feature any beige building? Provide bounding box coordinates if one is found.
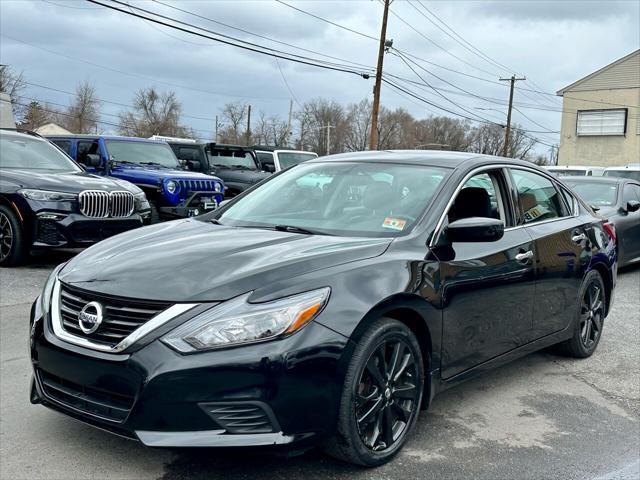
[557,49,640,166]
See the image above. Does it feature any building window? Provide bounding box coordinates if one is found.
[576,109,627,136]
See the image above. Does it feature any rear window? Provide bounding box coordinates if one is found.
[603,170,640,181]
[568,182,618,207]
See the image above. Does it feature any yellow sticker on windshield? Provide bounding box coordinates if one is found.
[382,217,407,231]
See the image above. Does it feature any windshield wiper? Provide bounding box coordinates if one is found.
[274,225,329,235]
[138,161,167,167]
[210,218,224,225]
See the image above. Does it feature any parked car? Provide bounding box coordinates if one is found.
[603,165,640,181]
[545,165,605,177]
[31,151,616,466]
[564,175,640,267]
[0,130,150,266]
[167,141,270,197]
[46,135,224,222]
[252,145,318,172]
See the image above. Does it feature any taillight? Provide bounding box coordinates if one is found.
[603,222,617,244]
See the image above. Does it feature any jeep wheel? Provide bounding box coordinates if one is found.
[148,200,160,224]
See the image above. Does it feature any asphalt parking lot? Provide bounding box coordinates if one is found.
[1,252,638,480]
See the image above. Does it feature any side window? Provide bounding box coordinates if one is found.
[558,186,577,216]
[622,184,640,203]
[448,171,506,224]
[511,169,565,225]
[77,140,99,164]
[51,140,71,155]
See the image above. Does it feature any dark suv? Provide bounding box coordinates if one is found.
[47,135,224,222]
[167,141,270,197]
[0,130,149,266]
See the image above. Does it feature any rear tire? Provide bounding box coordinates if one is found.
[0,205,26,267]
[556,270,606,358]
[324,318,424,467]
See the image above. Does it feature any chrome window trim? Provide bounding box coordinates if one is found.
[50,279,198,353]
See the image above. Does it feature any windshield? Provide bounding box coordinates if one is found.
[0,134,81,172]
[105,140,179,168]
[603,170,640,181]
[568,182,618,207]
[208,151,257,169]
[214,161,450,237]
[278,152,317,169]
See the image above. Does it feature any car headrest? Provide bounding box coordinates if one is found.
[520,193,538,212]
[450,187,491,221]
[363,181,395,212]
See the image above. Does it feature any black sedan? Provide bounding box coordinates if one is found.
[0,130,150,266]
[564,175,640,267]
[30,151,616,466]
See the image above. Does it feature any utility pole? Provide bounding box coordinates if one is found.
[325,124,334,155]
[286,99,293,147]
[245,104,252,145]
[369,0,391,151]
[214,114,218,143]
[500,75,526,157]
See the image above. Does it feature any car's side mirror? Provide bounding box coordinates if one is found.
[445,217,504,243]
[626,200,640,213]
[85,154,102,168]
[186,160,201,171]
[263,164,275,173]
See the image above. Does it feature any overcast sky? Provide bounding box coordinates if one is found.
[1,0,639,151]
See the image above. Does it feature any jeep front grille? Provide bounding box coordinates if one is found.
[179,179,217,192]
[58,282,171,347]
[79,190,134,219]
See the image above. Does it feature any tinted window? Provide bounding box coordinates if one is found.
[0,133,81,172]
[448,172,505,224]
[51,139,71,154]
[175,145,204,163]
[512,169,565,224]
[603,170,640,181]
[77,140,99,164]
[256,152,274,165]
[208,151,257,169]
[568,181,618,207]
[216,162,450,237]
[622,184,640,203]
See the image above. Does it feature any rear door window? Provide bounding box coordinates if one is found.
[511,169,565,225]
[51,139,71,155]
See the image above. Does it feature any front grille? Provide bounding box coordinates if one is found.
[179,179,217,193]
[38,370,134,423]
[201,403,278,434]
[58,283,171,347]
[79,190,134,219]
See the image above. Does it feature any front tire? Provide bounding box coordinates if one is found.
[0,205,26,267]
[148,200,160,224]
[557,270,606,358]
[325,318,424,467]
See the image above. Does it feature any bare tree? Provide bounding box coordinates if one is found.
[468,123,535,159]
[414,116,471,151]
[19,101,59,130]
[344,99,371,151]
[119,87,193,138]
[0,65,26,116]
[218,101,247,143]
[62,81,100,134]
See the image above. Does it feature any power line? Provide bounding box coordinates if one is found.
[274,58,302,108]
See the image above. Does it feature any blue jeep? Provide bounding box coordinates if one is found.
[47,135,224,222]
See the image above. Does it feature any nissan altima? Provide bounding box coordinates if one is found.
[30,151,616,466]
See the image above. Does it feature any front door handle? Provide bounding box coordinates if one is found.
[572,233,587,244]
[515,250,534,263]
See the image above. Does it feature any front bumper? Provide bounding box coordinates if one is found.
[31,212,144,248]
[160,191,223,219]
[30,301,347,448]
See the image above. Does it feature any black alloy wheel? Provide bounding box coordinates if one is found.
[557,269,606,358]
[580,281,604,349]
[325,318,424,466]
[356,339,419,451]
[0,205,26,267]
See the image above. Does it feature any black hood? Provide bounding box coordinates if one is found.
[214,168,270,186]
[58,219,391,302]
[0,169,140,194]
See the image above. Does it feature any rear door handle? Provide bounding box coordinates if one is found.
[572,233,587,244]
[515,250,534,263]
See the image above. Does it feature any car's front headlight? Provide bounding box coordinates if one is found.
[162,287,330,353]
[134,191,150,211]
[19,189,77,201]
[166,180,178,194]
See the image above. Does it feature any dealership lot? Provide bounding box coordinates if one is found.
[1,254,638,480]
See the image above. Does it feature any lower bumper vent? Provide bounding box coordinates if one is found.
[200,402,280,434]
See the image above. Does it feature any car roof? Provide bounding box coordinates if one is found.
[46,134,168,145]
[306,149,535,170]
[546,165,602,170]
[605,166,640,171]
[0,128,47,142]
[561,175,635,185]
